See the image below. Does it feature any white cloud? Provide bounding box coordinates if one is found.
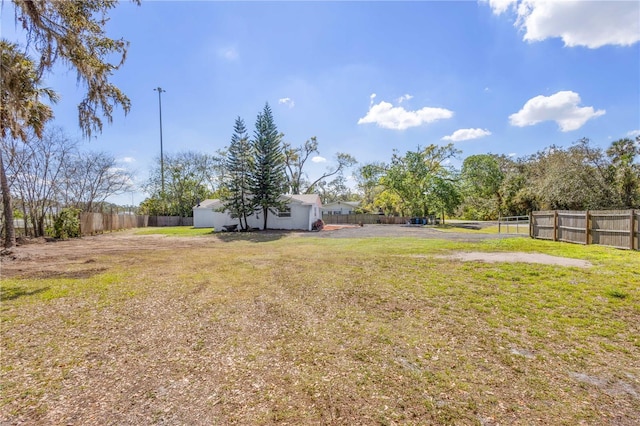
[278,97,295,108]
[311,156,327,163]
[508,153,517,157]
[397,94,414,104]
[120,157,136,164]
[509,91,605,132]
[218,46,239,61]
[486,0,517,15]
[626,129,640,138]
[442,128,492,142]
[489,0,640,48]
[358,95,453,130]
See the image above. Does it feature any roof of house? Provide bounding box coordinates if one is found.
[282,194,321,205]
[194,199,223,209]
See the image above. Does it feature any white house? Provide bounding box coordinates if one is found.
[193,194,323,231]
[320,201,360,215]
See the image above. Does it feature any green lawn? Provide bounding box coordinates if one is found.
[1,233,638,425]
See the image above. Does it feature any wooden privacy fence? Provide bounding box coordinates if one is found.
[531,210,639,250]
[148,216,193,227]
[80,213,149,236]
[322,213,409,225]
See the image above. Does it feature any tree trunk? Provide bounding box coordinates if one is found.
[37,215,45,238]
[0,149,16,248]
[22,204,28,236]
[262,207,268,230]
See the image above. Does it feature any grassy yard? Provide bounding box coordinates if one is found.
[1,232,638,425]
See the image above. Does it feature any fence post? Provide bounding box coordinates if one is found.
[553,210,558,241]
[631,209,635,250]
[585,210,590,245]
[529,212,533,238]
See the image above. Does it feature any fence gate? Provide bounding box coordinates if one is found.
[498,215,530,235]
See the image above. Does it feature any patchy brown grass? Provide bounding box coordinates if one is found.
[1,229,639,425]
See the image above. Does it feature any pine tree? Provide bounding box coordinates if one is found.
[221,117,255,230]
[250,103,287,230]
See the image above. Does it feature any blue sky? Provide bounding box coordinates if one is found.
[2,0,639,205]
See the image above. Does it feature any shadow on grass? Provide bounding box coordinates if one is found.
[215,229,293,243]
[0,286,49,302]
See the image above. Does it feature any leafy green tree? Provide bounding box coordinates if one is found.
[375,189,403,216]
[498,157,537,215]
[526,141,614,210]
[221,117,255,230]
[355,162,387,213]
[381,144,460,217]
[606,137,640,208]
[1,40,57,247]
[460,154,504,220]
[143,151,218,216]
[424,176,461,224]
[10,0,136,137]
[249,103,287,230]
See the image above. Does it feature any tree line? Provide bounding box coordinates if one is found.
[141,104,638,226]
[355,137,640,221]
[1,127,132,238]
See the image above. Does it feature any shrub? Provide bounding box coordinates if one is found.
[312,219,324,231]
[53,208,81,239]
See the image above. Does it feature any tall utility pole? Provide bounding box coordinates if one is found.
[154,87,166,194]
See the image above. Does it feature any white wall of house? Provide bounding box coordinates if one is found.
[192,207,216,228]
[193,199,233,230]
[321,201,359,215]
[193,194,322,231]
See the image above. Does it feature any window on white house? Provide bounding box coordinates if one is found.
[276,207,291,217]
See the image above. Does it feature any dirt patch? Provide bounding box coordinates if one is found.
[0,231,217,278]
[569,372,639,399]
[322,224,360,231]
[442,251,592,268]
